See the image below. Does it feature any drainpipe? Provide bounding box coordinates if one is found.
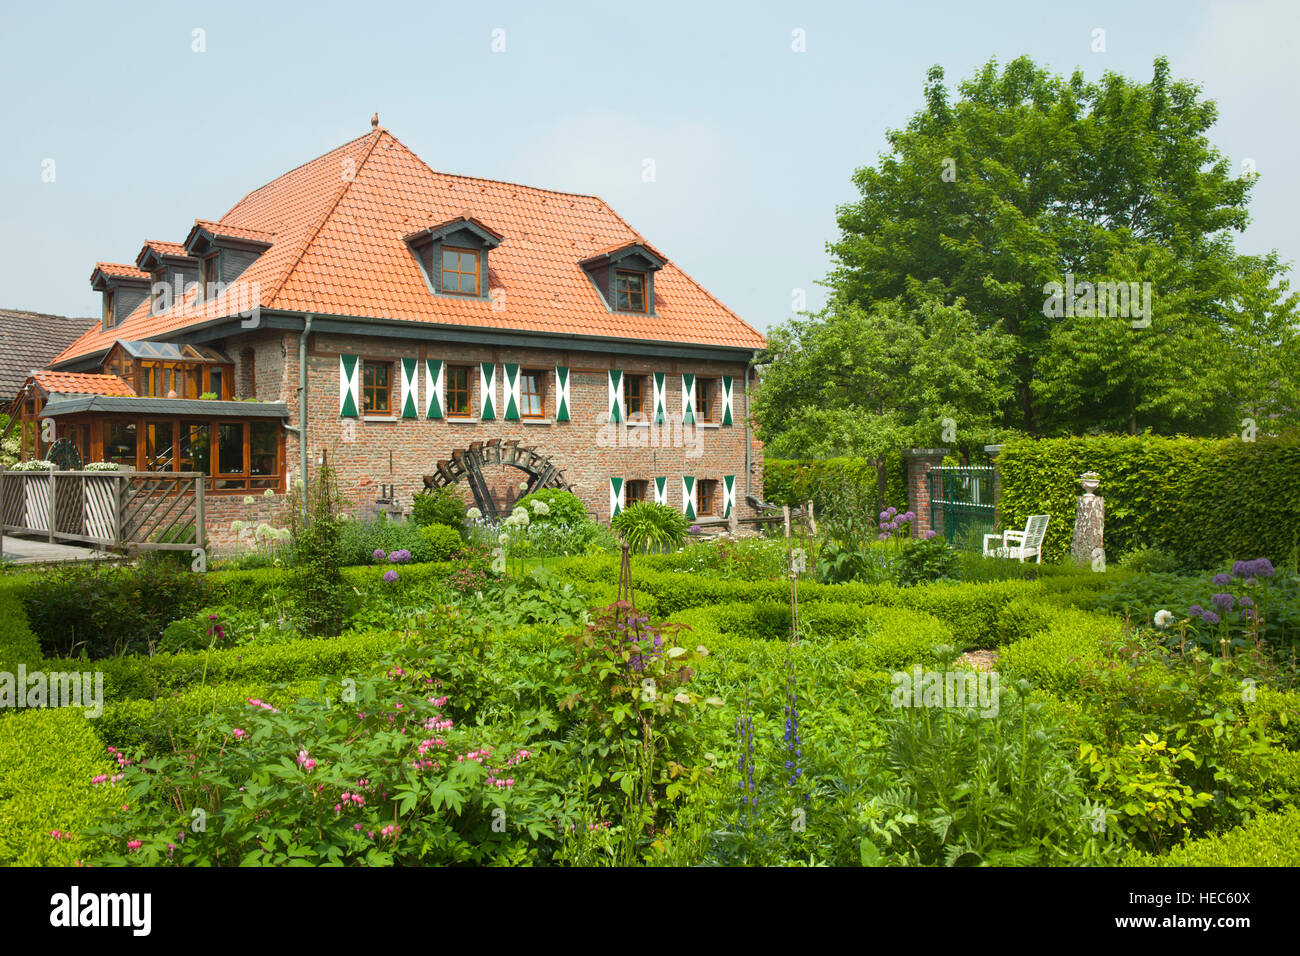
[299,314,313,522]
[744,352,757,502]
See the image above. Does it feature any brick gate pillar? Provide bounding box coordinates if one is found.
[903,447,949,537]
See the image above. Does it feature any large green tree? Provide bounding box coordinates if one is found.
[819,55,1296,437]
[753,292,1013,496]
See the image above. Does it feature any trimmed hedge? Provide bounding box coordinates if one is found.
[0,580,42,672]
[997,608,1120,697]
[1129,806,1300,867]
[998,435,1300,568]
[672,602,953,667]
[0,708,117,866]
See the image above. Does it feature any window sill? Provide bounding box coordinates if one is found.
[446,417,478,424]
[624,421,651,428]
[699,422,721,429]
[519,418,553,425]
[364,416,397,423]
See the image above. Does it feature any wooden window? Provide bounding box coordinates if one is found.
[446,365,471,417]
[249,421,279,488]
[697,479,717,517]
[697,377,718,423]
[615,270,646,313]
[362,360,391,414]
[103,290,115,328]
[520,369,545,418]
[144,420,175,470]
[102,421,136,466]
[625,480,648,505]
[178,421,211,475]
[206,367,224,399]
[625,374,648,417]
[441,247,480,295]
[202,254,220,299]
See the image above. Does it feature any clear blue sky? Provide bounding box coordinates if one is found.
[2,0,1295,331]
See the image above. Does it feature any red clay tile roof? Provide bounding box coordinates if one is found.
[91,262,150,281]
[140,240,191,260]
[32,370,136,397]
[57,128,765,363]
[187,219,275,246]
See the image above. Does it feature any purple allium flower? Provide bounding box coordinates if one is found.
[689,524,701,533]
[878,533,890,541]
[1211,593,1235,611]
[1201,610,1220,625]
[373,549,386,561]
[879,511,889,522]
[1241,608,1257,621]
[1232,560,1251,578]
[1253,558,1275,578]
[388,549,411,564]
[886,507,897,517]
[383,569,399,583]
[1239,596,1254,608]
[921,530,937,540]
[1212,573,1232,587]
[902,511,916,522]
[1188,605,1205,618]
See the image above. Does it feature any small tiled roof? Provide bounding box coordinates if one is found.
[92,262,150,281]
[141,240,191,260]
[0,309,98,401]
[32,371,136,397]
[187,219,275,246]
[58,126,765,363]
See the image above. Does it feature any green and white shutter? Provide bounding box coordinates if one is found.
[681,475,697,520]
[555,366,570,422]
[400,358,419,419]
[681,373,696,424]
[653,476,668,506]
[609,477,625,516]
[339,354,360,418]
[608,369,623,423]
[721,376,734,426]
[652,372,667,424]
[480,362,496,420]
[503,363,521,420]
[424,359,444,419]
[723,475,736,517]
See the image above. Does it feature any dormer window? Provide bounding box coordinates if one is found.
[580,241,666,316]
[441,248,481,295]
[615,270,647,313]
[404,216,503,301]
[202,254,221,299]
[103,290,116,328]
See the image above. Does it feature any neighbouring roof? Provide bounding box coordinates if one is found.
[32,371,137,397]
[0,309,99,400]
[57,125,765,363]
[40,396,290,418]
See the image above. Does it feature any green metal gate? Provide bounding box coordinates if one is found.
[927,466,996,550]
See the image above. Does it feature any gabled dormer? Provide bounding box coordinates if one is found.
[89,263,151,331]
[182,220,274,300]
[405,215,503,301]
[579,241,665,316]
[136,241,200,315]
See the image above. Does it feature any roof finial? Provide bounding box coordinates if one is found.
[371,112,379,129]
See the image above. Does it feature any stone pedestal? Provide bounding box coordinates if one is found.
[1070,472,1104,565]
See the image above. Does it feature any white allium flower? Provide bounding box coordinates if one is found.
[1154,609,1173,629]
[519,480,529,492]
[467,507,482,520]
[244,495,255,505]
[498,532,510,544]
[263,488,275,499]
[230,520,246,533]
[531,500,550,515]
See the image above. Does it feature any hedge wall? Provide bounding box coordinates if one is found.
[763,455,908,515]
[997,435,1300,568]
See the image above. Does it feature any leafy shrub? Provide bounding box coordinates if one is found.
[1118,546,1182,574]
[0,581,42,670]
[19,560,211,658]
[420,522,464,561]
[1128,805,1300,866]
[0,709,118,866]
[513,488,589,527]
[997,610,1116,697]
[763,456,907,523]
[290,466,348,638]
[610,502,691,554]
[410,486,468,535]
[895,537,959,587]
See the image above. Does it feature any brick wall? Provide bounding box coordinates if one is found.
[201,329,763,551]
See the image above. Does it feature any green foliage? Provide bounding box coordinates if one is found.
[997,434,1300,567]
[410,485,468,534]
[895,537,960,587]
[0,709,118,866]
[514,488,589,527]
[18,561,211,659]
[1130,806,1300,866]
[419,522,465,562]
[610,502,690,554]
[998,610,1116,696]
[764,456,907,519]
[0,580,43,671]
[290,466,348,638]
[827,55,1297,437]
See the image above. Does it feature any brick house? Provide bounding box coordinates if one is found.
[14,121,767,549]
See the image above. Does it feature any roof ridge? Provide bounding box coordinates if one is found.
[379,128,609,204]
[265,129,386,308]
[223,131,375,219]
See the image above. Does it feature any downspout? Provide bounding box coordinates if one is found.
[299,314,313,522]
[744,352,757,501]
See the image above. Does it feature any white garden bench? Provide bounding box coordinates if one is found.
[983,514,1050,563]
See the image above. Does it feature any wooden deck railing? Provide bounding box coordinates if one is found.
[0,469,205,553]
